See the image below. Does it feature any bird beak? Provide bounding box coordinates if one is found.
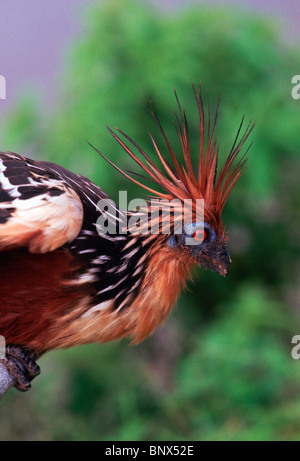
[197,242,231,277]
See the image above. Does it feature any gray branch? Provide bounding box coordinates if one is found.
[0,363,16,398]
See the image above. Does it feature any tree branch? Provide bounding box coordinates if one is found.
[0,363,16,398]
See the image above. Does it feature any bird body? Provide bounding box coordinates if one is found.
[0,87,254,390]
[0,152,195,354]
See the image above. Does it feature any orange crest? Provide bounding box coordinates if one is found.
[89,85,254,234]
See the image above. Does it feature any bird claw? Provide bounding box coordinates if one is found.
[0,345,40,392]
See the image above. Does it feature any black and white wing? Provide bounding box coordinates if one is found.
[0,152,83,253]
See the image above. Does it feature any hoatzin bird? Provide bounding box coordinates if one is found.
[0,87,253,391]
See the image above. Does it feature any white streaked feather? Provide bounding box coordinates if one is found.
[0,160,21,198]
[122,246,139,259]
[81,300,112,318]
[96,275,128,295]
[79,248,97,255]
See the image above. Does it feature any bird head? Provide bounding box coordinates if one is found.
[91,85,254,278]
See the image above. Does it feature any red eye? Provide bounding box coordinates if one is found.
[192,229,207,242]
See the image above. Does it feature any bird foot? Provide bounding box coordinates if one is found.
[0,345,40,392]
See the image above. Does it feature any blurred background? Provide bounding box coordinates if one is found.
[1,0,300,441]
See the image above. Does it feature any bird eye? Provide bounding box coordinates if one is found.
[192,229,207,242]
[169,222,215,249]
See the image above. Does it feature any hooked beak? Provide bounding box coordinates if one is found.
[197,242,231,277]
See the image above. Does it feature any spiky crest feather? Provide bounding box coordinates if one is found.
[89,85,254,235]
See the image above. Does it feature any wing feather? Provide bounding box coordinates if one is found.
[0,153,83,253]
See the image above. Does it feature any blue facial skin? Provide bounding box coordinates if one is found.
[168,221,230,277]
[184,222,216,245]
[169,221,216,251]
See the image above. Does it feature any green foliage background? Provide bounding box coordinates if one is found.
[1,0,300,441]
